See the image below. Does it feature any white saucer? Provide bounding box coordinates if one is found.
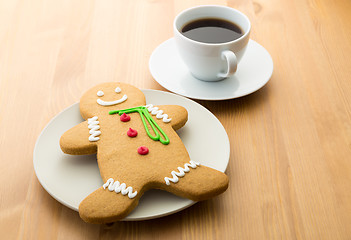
[149,38,273,100]
[33,89,230,221]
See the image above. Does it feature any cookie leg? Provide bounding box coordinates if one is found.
[161,165,229,201]
[79,186,141,224]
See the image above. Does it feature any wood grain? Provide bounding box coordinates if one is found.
[0,0,351,239]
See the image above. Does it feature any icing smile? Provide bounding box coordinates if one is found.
[97,94,128,106]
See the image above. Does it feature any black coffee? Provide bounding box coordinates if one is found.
[181,18,243,44]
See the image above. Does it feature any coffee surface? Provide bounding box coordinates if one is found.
[181,18,243,44]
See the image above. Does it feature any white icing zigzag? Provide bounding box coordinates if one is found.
[103,178,138,199]
[164,160,200,185]
[145,104,172,123]
[87,116,101,142]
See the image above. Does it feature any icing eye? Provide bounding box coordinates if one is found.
[97,90,104,97]
[115,87,121,93]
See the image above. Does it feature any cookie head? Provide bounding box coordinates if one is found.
[80,82,146,118]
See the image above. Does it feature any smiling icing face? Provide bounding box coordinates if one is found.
[79,82,146,119]
[96,87,128,106]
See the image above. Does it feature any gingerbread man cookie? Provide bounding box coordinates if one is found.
[60,82,229,224]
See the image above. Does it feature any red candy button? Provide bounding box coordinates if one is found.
[127,128,138,137]
[137,146,149,155]
[120,113,130,122]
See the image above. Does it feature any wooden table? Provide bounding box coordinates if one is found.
[1,0,351,239]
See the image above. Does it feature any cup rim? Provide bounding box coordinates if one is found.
[173,5,251,46]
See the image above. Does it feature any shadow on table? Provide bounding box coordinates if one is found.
[54,191,231,238]
[195,81,271,118]
[99,198,228,237]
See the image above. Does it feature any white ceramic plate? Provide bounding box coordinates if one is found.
[33,89,230,221]
[149,38,273,100]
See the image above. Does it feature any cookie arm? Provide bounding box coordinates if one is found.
[60,121,97,155]
[149,105,188,131]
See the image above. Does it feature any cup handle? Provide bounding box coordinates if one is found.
[217,50,238,78]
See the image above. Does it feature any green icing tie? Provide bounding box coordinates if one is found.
[109,106,170,145]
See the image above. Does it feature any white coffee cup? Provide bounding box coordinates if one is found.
[174,5,251,81]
